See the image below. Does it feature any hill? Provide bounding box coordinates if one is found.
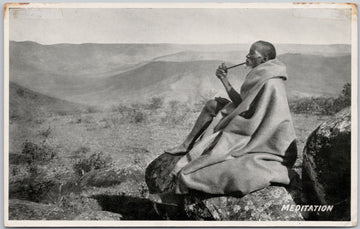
[65,53,351,106]
[67,60,248,105]
[9,41,351,106]
[9,82,87,122]
[278,53,351,98]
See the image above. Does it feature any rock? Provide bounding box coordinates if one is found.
[9,199,66,220]
[145,153,183,193]
[74,211,123,220]
[145,153,303,220]
[302,107,351,220]
[184,186,303,220]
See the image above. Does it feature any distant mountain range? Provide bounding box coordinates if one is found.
[9,41,351,107]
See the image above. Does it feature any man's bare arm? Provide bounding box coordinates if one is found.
[219,77,242,106]
[216,64,242,106]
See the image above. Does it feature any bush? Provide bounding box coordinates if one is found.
[147,97,164,110]
[162,100,191,125]
[73,146,91,155]
[111,104,133,114]
[73,152,112,176]
[290,83,351,115]
[109,104,147,124]
[38,126,52,139]
[86,106,98,114]
[132,110,147,123]
[21,141,57,163]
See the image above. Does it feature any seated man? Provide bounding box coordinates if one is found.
[151,40,297,204]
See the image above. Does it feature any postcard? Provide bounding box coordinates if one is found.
[3,2,358,227]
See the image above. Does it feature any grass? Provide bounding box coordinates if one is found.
[8,98,332,220]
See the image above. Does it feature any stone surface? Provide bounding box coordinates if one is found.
[73,210,123,220]
[184,186,303,221]
[145,153,183,193]
[302,107,351,220]
[145,153,304,221]
[9,199,66,220]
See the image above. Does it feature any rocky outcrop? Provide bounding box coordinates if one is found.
[302,107,351,220]
[145,153,303,220]
[184,186,303,220]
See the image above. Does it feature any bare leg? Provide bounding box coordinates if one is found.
[165,100,219,155]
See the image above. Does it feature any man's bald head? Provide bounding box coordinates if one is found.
[246,41,276,68]
[251,40,276,61]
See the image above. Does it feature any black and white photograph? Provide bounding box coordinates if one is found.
[3,2,358,227]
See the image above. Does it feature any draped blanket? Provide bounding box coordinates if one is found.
[172,59,297,195]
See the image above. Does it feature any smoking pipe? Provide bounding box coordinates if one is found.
[225,62,246,70]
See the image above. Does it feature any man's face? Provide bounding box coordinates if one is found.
[246,45,266,68]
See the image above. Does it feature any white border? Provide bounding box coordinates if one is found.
[3,2,358,227]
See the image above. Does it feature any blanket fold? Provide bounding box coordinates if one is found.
[172,59,297,195]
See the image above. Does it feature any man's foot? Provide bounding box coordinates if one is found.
[164,144,188,155]
[148,191,183,206]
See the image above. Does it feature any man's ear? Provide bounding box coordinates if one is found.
[259,56,269,64]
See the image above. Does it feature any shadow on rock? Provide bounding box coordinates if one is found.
[91,194,188,220]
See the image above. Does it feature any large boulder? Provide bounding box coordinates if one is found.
[302,107,351,220]
[146,153,303,220]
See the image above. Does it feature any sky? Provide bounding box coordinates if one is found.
[9,7,352,45]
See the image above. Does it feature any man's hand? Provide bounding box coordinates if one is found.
[216,63,228,80]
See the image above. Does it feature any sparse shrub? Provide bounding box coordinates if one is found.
[28,164,40,176]
[11,166,20,176]
[105,107,147,126]
[9,113,20,122]
[82,115,94,124]
[131,103,147,110]
[102,114,123,128]
[73,152,112,176]
[21,141,57,163]
[132,110,147,123]
[38,126,52,140]
[86,106,98,114]
[162,100,191,125]
[16,88,25,97]
[335,83,351,108]
[56,110,70,116]
[290,83,351,115]
[34,117,45,125]
[111,104,132,113]
[73,146,90,156]
[10,168,82,205]
[147,97,164,110]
